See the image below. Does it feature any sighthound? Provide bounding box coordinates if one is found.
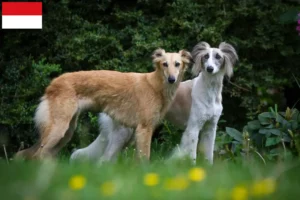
[70,42,238,164]
[16,48,192,160]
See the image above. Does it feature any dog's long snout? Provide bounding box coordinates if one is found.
[168,76,176,84]
[206,66,214,73]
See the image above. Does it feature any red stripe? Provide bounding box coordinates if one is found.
[2,2,42,15]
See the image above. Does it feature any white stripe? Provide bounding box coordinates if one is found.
[2,16,42,29]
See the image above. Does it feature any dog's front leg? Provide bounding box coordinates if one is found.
[135,124,153,161]
[198,118,218,165]
[177,119,205,163]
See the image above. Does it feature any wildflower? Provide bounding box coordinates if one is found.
[231,186,248,200]
[68,175,86,190]
[251,178,276,197]
[188,167,206,182]
[143,173,159,186]
[164,176,189,191]
[100,181,116,197]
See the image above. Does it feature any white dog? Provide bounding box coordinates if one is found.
[70,42,238,164]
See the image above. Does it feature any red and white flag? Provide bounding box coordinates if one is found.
[2,2,42,29]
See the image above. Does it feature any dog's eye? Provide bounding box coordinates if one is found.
[175,62,180,67]
[163,62,168,67]
[215,53,221,59]
[204,54,209,59]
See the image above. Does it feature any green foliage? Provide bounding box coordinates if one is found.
[223,105,300,162]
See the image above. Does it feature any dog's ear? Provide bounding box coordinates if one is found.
[152,48,166,63]
[191,42,210,76]
[219,42,238,78]
[179,50,192,65]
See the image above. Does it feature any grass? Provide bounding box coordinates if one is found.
[1,155,300,200]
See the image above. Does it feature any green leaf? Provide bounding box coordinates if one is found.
[258,112,274,125]
[258,112,274,118]
[247,120,260,130]
[291,109,300,121]
[226,127,243,142]
[266,137,281,147]
[259,128,281,136]
[291,120,298,130]
[276,113,287,125]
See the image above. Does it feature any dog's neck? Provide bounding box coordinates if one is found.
[197,71,224,104]
[148,69,183,115]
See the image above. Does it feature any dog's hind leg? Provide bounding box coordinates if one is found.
[98,126,133,164]
[135,124,154,160]
[70,113,114,162]
[34,98,79,159]
[52,113,79,156]
[35,120,76,159]
[70,132,109,162]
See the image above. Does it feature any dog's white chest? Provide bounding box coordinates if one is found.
[193,100,222,120]
[191,76,223,121]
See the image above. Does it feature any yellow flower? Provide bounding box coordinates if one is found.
[251,178,276,197]
[144,173,159,186]
[68,175,86,190]
[164,176,189,191]
[188,167,206,182]
[231,186,248,200]
[100,181,116,197]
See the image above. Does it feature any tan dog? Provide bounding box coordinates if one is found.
[15,48,191,160]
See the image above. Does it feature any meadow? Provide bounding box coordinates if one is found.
[1,151,300,200]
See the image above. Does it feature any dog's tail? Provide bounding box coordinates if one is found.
[15,96,51,160]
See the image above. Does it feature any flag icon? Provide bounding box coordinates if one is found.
[2,2,42,29]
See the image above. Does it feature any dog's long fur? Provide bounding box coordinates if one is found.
[16,49,191,160]
[70,42,238,164]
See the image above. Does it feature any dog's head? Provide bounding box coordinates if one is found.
[152,48,191,84]
[191,41,238,78]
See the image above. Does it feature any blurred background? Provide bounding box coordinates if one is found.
[0,0,300,162]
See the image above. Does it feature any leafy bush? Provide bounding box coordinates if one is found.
[221,105,300,162]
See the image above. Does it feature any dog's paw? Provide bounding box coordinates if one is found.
[69,149,87,163]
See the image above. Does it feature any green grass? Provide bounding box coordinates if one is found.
[1,156,300,200]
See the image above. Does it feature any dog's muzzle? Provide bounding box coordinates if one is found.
[206,66,214,73]
[168,76,176,84]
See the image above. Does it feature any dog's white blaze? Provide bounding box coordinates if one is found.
[207,49,215,72]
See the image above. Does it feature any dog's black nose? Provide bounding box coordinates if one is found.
[206,66,214,73]
[168,76,176,83]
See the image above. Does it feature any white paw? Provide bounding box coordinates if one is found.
[70,149,86,163]
[167,145,196,164]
